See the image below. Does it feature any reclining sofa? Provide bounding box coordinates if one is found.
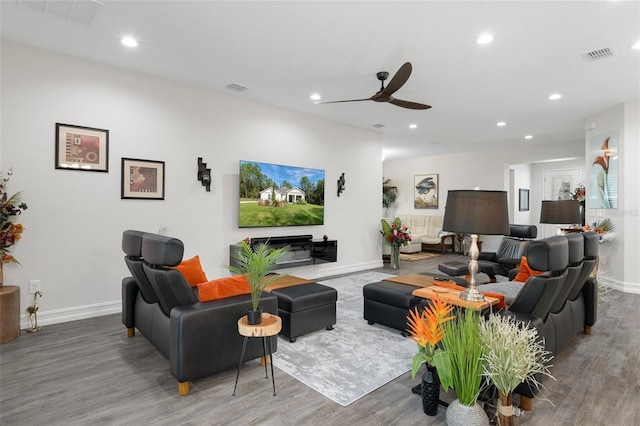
[121,230,278,395]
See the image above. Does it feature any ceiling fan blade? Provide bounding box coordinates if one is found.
[318,97,372,105]
[389,98,432,110]
[378,62,412,98]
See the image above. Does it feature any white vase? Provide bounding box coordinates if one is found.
[445,399,489,426]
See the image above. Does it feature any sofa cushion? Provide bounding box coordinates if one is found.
[513,256,543,282]
[197,275,250,302]
[172,255,208,287]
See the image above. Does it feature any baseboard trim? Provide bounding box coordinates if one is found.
[20,300,121,329]
[599,277,640,294]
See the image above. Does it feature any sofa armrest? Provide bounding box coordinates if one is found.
[478,251,498,262]
[122,277,138,329]
[169,293,279,383]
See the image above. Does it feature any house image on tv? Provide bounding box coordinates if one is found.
[259,187,305,203]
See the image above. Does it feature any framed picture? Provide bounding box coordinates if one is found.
[55,123,109,172]
[121,158,165,200]
[519,188,530,211]
[588,131,618,209]
[414,174,438,209]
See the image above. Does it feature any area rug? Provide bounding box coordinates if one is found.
[272,271,416,407]
[399,251,442,261]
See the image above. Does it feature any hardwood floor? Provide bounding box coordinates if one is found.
[1,255,638,425]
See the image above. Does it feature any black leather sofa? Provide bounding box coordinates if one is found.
[496,232,599,409]
[121,230,278,395]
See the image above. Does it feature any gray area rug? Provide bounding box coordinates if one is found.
[272,271,417,406]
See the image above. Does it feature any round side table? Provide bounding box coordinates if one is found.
[232,312,282,396]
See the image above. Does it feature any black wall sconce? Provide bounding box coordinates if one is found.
[337,172,345,197]
[197,157,211,192]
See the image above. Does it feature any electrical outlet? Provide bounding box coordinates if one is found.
[599,256,606,266]
[29,280,41,294]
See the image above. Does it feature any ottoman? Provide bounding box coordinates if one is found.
[438,260,498,283]
[363,281,423,333]
[270,283,337,343]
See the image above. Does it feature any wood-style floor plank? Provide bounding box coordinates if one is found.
[1,255,638,425]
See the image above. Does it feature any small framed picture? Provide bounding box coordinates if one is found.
[55,123,109,172]
[414,174,438,209]
[121,158,165,200]
[519,188,530,211]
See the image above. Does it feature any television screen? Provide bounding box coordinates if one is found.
[239,160,325,228]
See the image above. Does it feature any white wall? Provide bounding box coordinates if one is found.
[585,102,640,293]
[382,140,584,251]
[0,41,384,327]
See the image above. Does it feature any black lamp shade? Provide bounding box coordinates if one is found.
[442,190,510,235]
[540,200,581,224]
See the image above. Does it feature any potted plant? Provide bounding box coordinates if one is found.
[380,217,411,269]
[479,314,554,426]
[229,240,290,324]
[406,293,455,415]
[0,168,28,286]
[382,178,398,209]
[441,307,489,426]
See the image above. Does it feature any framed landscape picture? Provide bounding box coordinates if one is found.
[55,123,109,172]
[414,174,438,209]
[121,158,165,200]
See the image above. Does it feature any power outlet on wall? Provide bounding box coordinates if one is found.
[599,256,606,266]
[29,280,41,294]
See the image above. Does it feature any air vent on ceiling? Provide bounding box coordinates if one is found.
[580,47,616,62]
[226,83,249,92]
[372,124,386,129]
[18,0,102,26]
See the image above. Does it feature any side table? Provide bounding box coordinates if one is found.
[232,312,282,396]
[0,285,21,344]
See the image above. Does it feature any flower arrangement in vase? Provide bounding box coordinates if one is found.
[406,293,455,415]
[1,169,28,285]
[380,217,411,268]
[229,240,290,324]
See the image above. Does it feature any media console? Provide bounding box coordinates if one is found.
[229,235,338,269]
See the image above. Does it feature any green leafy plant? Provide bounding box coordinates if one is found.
[440,307,485,406]
[380,217,411,247]
[229,241,290,310]
[479,314,554,425]
[382,178,398,208]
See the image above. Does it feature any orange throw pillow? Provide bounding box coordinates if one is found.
[197,275,251,302]
[171,255,208,287]
[513,256,544,283]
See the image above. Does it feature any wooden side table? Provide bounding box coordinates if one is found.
[0,286,21,344]
[232,312,282,396]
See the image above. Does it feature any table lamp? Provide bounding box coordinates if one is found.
[540,200,581,236]
[442,189,509,301]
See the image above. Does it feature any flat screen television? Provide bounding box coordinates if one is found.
[239,160,325,228]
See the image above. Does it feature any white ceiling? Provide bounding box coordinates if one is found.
[2,1,639,161]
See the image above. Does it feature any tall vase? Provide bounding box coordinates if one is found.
[421,365,440,416]
[391,245,400,269]
[497,391,515,426]
[445,399,490,426]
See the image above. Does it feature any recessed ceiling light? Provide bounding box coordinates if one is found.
[524,135,533,140]
[121,36,138,48]
[310,93,321,101]
[548,93,563,100]
[632,40,640,50]
[497,121,506,127]
[476,33,494,45]
[409,124,417,129]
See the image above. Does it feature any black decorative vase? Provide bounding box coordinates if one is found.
[421,365,440,416]
[246,307,263,325]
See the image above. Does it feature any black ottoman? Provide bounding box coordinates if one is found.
[363,281,423,333]
[438,260,497,282]
[270,283,337,342]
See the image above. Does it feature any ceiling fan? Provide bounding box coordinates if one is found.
[320,62,431,110]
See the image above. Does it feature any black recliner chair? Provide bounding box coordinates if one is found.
[122,230,278,395]
[477,224,538,281]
